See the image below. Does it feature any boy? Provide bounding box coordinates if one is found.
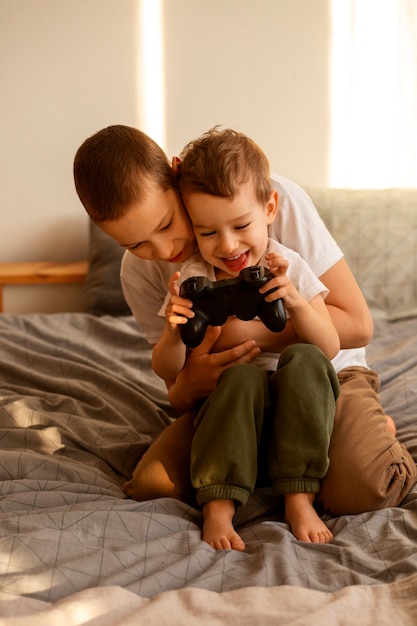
[73,125,415,530]
[152,128,341,549]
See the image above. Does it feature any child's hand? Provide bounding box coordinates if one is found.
[260,252,301,310]
[258,252,289,300]
[265,251,289,280]
[165,271,195,332]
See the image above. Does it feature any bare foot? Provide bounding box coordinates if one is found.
[202,499,245,551]
[284,492,333,543]
[385,414,396,436]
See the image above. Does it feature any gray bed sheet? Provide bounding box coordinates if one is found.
[0,313,416,602]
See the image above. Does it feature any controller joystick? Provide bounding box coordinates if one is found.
[179,265,286,348]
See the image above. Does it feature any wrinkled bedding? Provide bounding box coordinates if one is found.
[0,312,416,624]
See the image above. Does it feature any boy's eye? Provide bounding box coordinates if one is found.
[128,241,142,251]
[124,217,173,251]
[199,231,216,237]
[235,222,250,230]
[161,219,173,231]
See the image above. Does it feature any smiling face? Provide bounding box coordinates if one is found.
[182,180,278,277]
[99,181,196,263]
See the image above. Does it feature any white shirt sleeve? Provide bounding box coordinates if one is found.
[264,239,329,304]
[270,174,343,277]
[121,252,175,345]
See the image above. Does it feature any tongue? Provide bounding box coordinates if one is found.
[223,252,249,273]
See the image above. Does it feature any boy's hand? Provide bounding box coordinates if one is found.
[265,251,289,278]
[260,251,301,310]
[170,326,261,408]
[258,252,289,300]
[165,271,194,331]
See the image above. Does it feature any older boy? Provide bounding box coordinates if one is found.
[73,125,415,530]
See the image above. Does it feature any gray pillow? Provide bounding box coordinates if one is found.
[82,221,131,316]
[305,187,417,321]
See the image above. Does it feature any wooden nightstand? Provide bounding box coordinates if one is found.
[0,261,89,312]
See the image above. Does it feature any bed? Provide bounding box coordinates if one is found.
[0,188,416,625]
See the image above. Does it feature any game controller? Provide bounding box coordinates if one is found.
[179,265,286,348]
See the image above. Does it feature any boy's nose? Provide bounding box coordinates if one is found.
[218,234,238,255]
[152,238,171,261]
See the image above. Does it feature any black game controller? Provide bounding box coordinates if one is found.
[179,265,286,348]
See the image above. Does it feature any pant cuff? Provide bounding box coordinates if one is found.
[196,484,250,507]
[272,478,320,495]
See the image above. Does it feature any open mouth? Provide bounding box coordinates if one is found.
[222,252,249,273]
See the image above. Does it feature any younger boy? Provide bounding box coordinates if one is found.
[152,128,341,549]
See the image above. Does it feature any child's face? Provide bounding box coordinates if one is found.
[182,181,278,277]
[99,183,196,263]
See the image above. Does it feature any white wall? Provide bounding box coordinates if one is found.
[163,0,331,185]
[0,0,331,313]
[0,0,142,312]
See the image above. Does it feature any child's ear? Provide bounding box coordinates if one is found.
[171,156,182,173]
[265,190,279,224]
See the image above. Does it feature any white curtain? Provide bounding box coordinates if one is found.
[329,0,417,188]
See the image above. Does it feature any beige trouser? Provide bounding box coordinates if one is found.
[124,366,417,516]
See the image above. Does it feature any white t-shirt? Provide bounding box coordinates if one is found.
[121,174,368,372]
[158,238,328,371]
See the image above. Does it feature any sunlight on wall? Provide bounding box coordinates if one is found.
[329,0,400,188]
[138,0,166,148]
[329,0,400,187]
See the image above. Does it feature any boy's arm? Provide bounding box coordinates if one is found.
[152,270,194,381]
[260,252,340,359]
[319,258,373,348]
[281,293,340,359]
[152,324,187,381]
[166,326,261,413]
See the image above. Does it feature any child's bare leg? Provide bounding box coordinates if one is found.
[284,492,333,543]
[202,499,245,551]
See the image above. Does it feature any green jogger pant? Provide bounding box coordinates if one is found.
[191,344,340,507]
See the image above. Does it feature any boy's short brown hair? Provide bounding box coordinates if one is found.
[73,125,176,222]
[179,127,272,204]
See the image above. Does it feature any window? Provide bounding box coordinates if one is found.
[330,0,417,187]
